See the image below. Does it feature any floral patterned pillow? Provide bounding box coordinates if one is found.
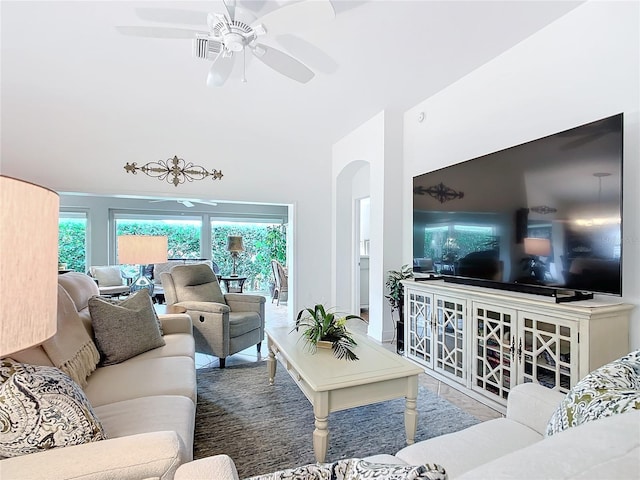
[246,458,447,480]
[0,358,107,457]
[546,350,640,436]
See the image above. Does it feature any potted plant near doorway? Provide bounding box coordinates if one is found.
[385,264,413,354]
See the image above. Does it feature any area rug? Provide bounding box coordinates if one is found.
[194,361,480,478]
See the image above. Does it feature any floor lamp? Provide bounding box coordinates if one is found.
[1,176,59,357]
[117,235,168,295]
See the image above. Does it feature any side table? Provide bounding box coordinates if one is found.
[219,276,248,293]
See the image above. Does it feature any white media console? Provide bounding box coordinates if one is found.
[402,279,633,413]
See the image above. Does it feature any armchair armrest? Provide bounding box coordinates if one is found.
[224,293,265,304]
[158,313,192,335]
[175,455,240,480]
[0,431,186,480]
[176,300,230,314]
[225,294,266,313]
[506,383,565,435]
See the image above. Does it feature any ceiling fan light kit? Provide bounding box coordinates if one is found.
[124,155,223,187]
[117,0,335,87]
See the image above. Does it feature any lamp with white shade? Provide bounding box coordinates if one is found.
[523,237,552,282]
[227,235,244,277]
[117,235,168,295]
[0,176,59,357]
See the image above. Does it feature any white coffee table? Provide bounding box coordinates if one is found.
[266,325,424,463]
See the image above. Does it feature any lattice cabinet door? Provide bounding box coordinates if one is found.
[516,312,579,393]
[434,294,467,383]
[471,302,517,405]
[405,290,434,369]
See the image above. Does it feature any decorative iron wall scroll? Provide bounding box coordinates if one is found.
[124,155,223,187]
[414,183,464,203]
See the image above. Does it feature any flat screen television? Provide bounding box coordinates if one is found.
[413,113,623,298]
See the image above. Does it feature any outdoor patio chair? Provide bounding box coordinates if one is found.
[271,259,288,306]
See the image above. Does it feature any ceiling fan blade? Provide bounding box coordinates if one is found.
[179,200,195,208]
[252,44,314,83]
[239,0,267,14]
[134,8,208,26]
[253,0,335,36]
[115,26,204,39]
[276,34,339,74]
[207,53,236,87]
[223,0,237,22]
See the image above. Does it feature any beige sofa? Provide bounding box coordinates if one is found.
[176,381,640,479]
[1,272,197,480]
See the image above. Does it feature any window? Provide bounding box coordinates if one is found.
[211,221,287,292]
[58,211,88,273]
[424,224,497,264]
[114,214,202,275]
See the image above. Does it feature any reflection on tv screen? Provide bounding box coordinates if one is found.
[413,113,623,296]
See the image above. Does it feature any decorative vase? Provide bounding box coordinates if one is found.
[317,340,333,349]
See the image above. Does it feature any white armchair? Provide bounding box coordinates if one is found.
[88,265,131,297]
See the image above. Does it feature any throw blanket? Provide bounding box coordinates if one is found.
[246,459,447,480]
[42,286,100,388]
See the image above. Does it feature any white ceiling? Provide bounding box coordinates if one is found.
[1,0,582,201]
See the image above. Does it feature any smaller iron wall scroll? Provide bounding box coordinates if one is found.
[414,183,464,204]
[530,205,557,215]
[124,155,223,187]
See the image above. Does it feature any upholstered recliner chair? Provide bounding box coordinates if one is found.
[161,264,265,368]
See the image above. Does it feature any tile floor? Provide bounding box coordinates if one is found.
[195,293,502,423]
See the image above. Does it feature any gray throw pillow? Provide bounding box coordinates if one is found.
[0,359,107,458]
[88,290,166,365]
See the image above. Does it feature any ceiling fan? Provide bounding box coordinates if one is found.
[149,199,218,208]
[116,0,335,87]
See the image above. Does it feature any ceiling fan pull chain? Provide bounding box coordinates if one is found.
[242,48,247,83]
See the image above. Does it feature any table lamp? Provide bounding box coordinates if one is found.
[227,235,244,277]
[523,237,551,282]
[117,235,168,295]
[1,175,59,357]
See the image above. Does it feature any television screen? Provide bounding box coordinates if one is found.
[413,113,623,296]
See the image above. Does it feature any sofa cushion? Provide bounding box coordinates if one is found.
[546,350,640,436]
[88,290,166,366]
[83,356,197,407]
[0,359,106,458]
[127,333,195,361]
[395,418,542,479]
[457,409,640,480]
[94,394,196,461]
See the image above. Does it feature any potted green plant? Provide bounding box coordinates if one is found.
[293,304,363,361]
[385,264,414,354]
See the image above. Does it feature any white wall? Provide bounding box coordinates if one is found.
[404,1,640,348]
[333,111,404,342]
[23,144,332,323]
